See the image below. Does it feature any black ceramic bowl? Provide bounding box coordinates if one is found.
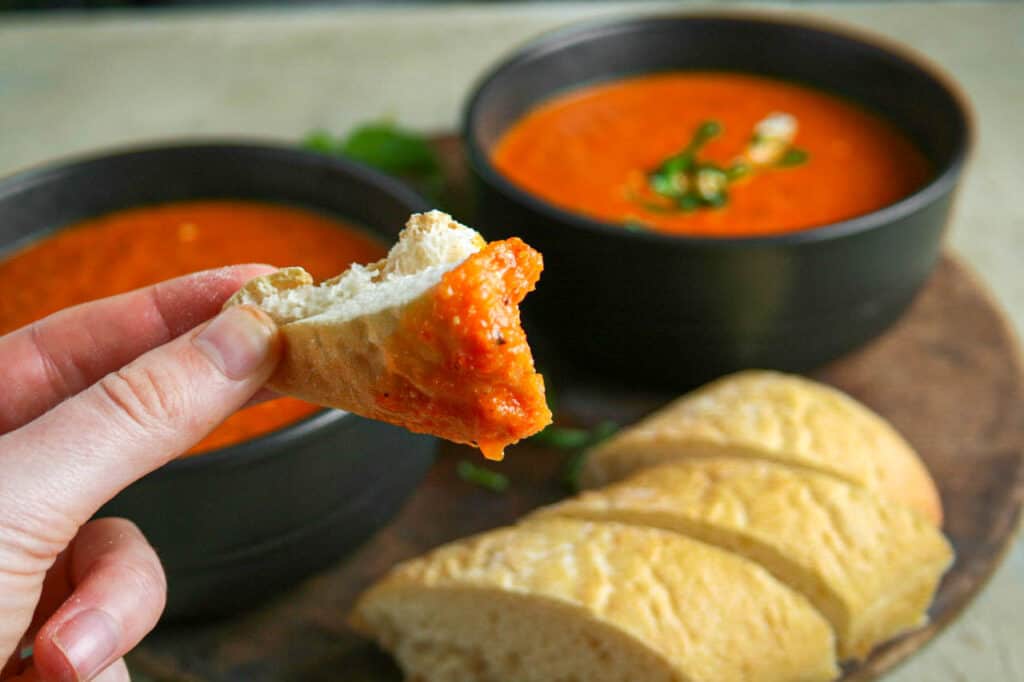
[464,14,971,386]
[0,142,435,621]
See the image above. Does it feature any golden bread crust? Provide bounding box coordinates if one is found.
[351,518,838,682]
[535,458,953,660]
[223,212,550,454]
[580,370,943,525]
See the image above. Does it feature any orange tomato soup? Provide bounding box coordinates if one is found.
[492,72,930,237]
[0,200,386,455]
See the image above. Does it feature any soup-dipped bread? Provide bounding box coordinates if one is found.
[226,211,551,459]
[352,371,951,681]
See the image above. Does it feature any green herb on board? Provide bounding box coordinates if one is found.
[531,426,594,450]
[561,420,620,492]
[527,372,621,491]
[302,121,444,201]
[456,460,510,493]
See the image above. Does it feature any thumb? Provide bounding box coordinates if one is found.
[0,305,280,544]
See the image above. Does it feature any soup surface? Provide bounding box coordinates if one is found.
[492,72,930,237]
[0,200,386,455]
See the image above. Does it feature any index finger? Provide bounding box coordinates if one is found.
[0,264,275,434]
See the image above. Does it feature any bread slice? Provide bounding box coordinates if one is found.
[226,211,551,459]
[351,518,839,682]
[532,459,953,660]
[580,370,942,524]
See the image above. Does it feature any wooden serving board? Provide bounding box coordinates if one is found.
[128,137,1024,682]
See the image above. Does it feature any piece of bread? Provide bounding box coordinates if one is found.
[351,518,839,682]
[531,458,954,660]
[225,210,551,459]
[580,370,942,524]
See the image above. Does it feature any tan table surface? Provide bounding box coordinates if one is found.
[0,2,1021,679]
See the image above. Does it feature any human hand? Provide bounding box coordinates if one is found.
[0,265,281,681]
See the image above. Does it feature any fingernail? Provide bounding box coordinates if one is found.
[194,305,277,380]
[52,609,119,682]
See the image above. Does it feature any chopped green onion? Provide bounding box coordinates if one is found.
[678,194,701,211]
[561,420,620,491]
[649,171,686,197]
[777,147,810,167]
[532,419,619,450]
[660,154,694,176]
[563,450,588,491]
[588,420,620,445]
[694,120,723,143]
[532,426,593,449]
[456,460,509,493]
[635,114,805,218]
[726,162,751,180]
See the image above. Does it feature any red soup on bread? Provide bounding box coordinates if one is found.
[491,72,931,237]
[0,200,386,456]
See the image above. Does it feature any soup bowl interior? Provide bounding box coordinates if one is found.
[468,15,966,186]
[0,142,436,621]
[464,14,971,385]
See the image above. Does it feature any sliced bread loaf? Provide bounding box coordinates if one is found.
[580,370,942,524]
[351,517,838,682]
[534,458,953,660]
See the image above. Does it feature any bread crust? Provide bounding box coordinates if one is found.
[581,370,943,525]
[535,458,953,660]
[351,518,838,682]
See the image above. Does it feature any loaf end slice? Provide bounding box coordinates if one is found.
[351,518,838,682]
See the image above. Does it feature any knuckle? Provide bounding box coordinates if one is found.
[0,505,70,575]
[97,363,185,433]
[98,555,168,607]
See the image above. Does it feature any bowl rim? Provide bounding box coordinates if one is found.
[461,11,974,247]
[0,138,433,470]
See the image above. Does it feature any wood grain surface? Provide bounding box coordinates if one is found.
[127,136,1024,682]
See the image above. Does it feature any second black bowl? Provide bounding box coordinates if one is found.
[464,14,971,386]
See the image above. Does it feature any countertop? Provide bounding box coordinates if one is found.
[0,2,1021,679]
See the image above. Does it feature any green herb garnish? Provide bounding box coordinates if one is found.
[726,161,751,181]
[650,120,721,181]
[777,147,810,167]
[561,420,620,491]
[531,426,593,449]
[456,460,510,493]
[638,114,809,216]
[646,120,728,213]
[302,121,444,201]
